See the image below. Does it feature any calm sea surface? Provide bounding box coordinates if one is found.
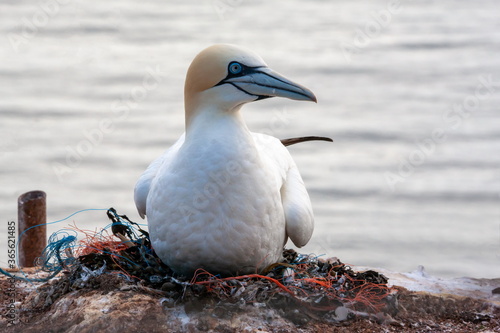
[1,0,499,278]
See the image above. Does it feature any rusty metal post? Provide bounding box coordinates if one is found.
[18,190,47,267]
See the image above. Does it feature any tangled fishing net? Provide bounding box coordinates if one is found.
[4,208,397,322]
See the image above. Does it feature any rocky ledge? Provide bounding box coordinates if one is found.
[1,261,498,333]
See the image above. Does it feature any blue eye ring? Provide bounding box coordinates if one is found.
[228,62,243,74]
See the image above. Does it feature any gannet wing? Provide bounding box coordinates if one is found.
[281,159,314,247]
[134,133,185,218]
[254,133,314,247]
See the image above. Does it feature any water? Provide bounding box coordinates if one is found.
[1,0,499,278]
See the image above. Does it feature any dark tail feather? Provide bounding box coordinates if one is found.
[281,136,333,147]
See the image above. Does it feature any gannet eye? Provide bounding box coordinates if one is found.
[228,62,243,75]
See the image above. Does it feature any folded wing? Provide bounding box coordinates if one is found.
[134,134,185,218]
[253,133,314,247]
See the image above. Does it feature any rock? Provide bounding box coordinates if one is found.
[1,265,499,333]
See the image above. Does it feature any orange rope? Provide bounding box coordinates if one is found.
[192,270,294,296]
[68,222,130,257]
[190,269,391,313]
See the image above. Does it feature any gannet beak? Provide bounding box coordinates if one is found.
[218,66,317,103]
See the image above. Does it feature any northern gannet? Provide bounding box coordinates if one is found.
[134,44,317,277]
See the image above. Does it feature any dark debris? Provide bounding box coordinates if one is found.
[19,208,397,323]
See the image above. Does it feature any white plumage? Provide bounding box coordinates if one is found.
[134,44,316,276]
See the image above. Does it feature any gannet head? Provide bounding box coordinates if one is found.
[184,44,316,127]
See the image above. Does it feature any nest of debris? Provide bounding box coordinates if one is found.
[3,208,499,332]
[13,208,395,323]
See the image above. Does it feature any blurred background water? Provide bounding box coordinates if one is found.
[1,0,499,278]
